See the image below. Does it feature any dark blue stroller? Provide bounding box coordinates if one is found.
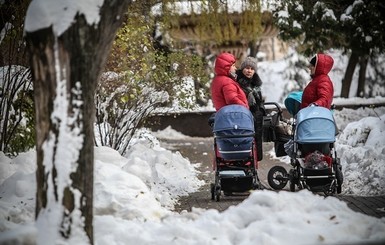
[210,105,261,201]
[268,95,343,195]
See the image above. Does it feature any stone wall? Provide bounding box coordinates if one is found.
[143,111,215,137]
[142,103,385,137]
[143,106,291,137]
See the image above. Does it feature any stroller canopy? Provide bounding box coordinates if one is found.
[213,105,254,133]
[213,105,254,160]
[284,91,303,116]
[295,106,336,143]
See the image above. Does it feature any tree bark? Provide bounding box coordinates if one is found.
[357,55,369,97]
[25,1,132,244]
[340,51,359,98]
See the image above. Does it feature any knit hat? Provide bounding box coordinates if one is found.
[240,57,258,71]
[309,55,317,66]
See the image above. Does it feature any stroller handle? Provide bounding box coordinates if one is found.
[263,102,283,114]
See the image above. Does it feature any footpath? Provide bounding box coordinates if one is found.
[160,137,385,219]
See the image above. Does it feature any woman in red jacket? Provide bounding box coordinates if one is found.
[211,52,249,111]
[301,53,334,109]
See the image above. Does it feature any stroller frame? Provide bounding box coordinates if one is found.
[291,143,341,194]
[262,102,292,156]
[209,105,262,202]
[211,135,261,202]
[267,105,343,196]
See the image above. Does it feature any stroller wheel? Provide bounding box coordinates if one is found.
[288,169,297,192]
[252,180,263,190]
[289,180,296,192]
[333,158,343,194]
[336,169,343,194]
[215,189,221,202]
[210,183,215,200]
[252,175,263,190]
[268,166,288,190]
[213,185,221,202]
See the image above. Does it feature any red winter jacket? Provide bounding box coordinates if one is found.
[211,53,249,111]
[301,53,334,109]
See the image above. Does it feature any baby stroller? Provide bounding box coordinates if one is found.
[209,104,261,201]
[267,93,343,196]
[262,101,292,157]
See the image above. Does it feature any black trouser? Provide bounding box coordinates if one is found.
[253,110,264,161]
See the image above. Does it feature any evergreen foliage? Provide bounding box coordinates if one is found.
[272,0,385,55]
[271,0,385,97]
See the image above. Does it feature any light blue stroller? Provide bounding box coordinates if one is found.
[268,92,343,195]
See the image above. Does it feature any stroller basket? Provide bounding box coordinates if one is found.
[220,174,254,192]
[303,167,334,188]
[214,105,255,160]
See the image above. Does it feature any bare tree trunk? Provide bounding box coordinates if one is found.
[340,51,359,98]
[25,1,132,244]
[357,55,369,97]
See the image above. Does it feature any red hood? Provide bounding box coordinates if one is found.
[214,53,236,76]
[314,53,334,76]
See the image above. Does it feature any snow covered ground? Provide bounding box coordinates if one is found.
[1,105,385,244]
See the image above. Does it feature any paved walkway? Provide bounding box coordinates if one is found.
[160,137,385,219]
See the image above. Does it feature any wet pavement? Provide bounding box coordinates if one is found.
[160,137,385,219]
